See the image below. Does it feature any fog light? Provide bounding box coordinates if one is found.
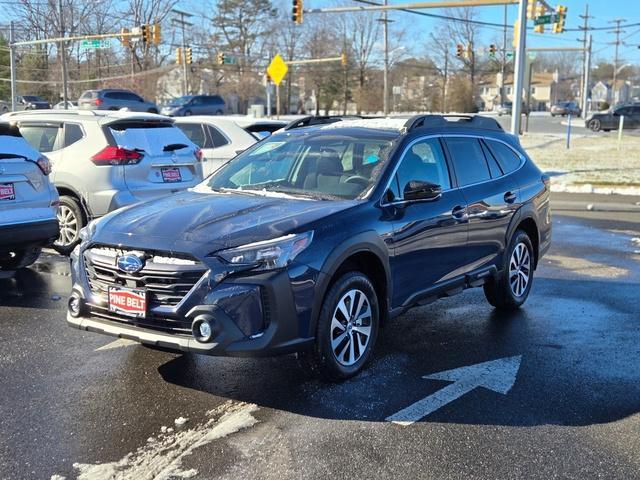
[68,293,83,317]
[192,315,216,343]
[199,321,212,339]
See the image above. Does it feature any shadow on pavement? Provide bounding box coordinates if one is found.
[158,276,640,428]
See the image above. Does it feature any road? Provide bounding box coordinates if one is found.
[1,192,639,480]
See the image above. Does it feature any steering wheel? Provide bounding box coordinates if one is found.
[343,175,369,185]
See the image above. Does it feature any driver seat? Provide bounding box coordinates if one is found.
[303,151,344,191]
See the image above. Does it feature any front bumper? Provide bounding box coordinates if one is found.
[0,219,59,250]
[68,246,318,357]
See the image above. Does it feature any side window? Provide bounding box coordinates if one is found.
[395,137,451,195]
[444,137,491,186]
[480,141,503,178]
[207,125,229,148]
[192,97,204,105]
[176,123,207,148]
[64,123,84,147]
[19,125,62,153]
[485,140,521,174]
[125,93,143,102]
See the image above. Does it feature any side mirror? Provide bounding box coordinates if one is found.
[403,180,442,202]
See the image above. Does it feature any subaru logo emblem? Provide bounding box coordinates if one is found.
[117,254,145,273]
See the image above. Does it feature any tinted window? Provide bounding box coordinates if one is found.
[207,126,229,148]
[192,96,205,105]
[444,137,491,186]
[480,141,503,178]
[125,92,143,102]
[64,123,84,147]
[177,123,207,148]
[485,140,521,174]
[616,107,631,116]
[396,138,451,194]
[104,91,120,99]
[19,125,61,153]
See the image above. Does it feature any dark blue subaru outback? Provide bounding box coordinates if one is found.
[68,115,551,380]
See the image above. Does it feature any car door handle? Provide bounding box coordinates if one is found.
[451,205,467,220]
[504,191,517,204]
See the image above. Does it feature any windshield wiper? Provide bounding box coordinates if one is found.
[163,143,188,152]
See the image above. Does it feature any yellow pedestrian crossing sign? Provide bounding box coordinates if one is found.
[267,54,288,86]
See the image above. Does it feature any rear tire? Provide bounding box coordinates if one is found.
[484,230,535,310]
[0,247,42,270]
[299,271,379,382]
[53,195,85,256]
[588,119,601,132]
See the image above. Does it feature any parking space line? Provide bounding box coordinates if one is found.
[94,338,139,351]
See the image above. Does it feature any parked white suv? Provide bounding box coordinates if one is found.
[3,110,204,254]
[0,122,59,269]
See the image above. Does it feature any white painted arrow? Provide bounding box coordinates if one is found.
[386,355,522,426]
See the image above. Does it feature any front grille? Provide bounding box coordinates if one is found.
[83,246,207,309]
[87,303,193,335]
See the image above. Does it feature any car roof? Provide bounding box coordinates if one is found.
[172,116,257,143]
[2,110,172,126]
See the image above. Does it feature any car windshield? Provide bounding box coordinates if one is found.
[168,96,194,107]
[205,131,396,200]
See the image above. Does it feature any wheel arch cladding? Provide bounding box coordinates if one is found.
[310,234,391,336]
[515,217,539,268]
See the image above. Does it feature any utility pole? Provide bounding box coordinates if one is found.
[608,18,625,105]
[511,0,528,135]
[172,9,193,96]
[59,0,69,109]
[578,4,593,117]
[583,35,592,117]
[9,22,16,112]
[500,3,507,107]
[382,0,390,116]
[442,52,448,112]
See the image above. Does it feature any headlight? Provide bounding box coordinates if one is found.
[217,231,313,271]
[79,219,98,243]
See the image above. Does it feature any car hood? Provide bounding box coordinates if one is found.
[92,190,358,257]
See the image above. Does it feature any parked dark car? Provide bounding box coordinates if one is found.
[160,95,226,116]
[550,101,581,117]
[77,89,158,113]
[586,104,640,132]
[67,115,551,380]
[16,95,51,110]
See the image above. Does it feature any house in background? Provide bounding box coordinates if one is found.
[478,72,562,112]
[590,80,636,108]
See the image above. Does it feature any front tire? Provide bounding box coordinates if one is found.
[300,272,379,381]
[53,195,85,255]
[484,230,535,310]
[588,119,601,132]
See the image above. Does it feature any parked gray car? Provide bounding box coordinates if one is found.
[1,122,59,269]
[3,110,204,254]
[78,89,158,113]
[160,95,225,116]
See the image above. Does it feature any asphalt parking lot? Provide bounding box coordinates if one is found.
[1,192,639,480]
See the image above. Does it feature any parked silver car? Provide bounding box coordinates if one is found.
[3,110,203,254]
[78,89,158,113]
[0,122,59,269]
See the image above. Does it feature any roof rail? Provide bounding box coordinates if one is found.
[2,109,99,117]
[404,114,503,132]
[283,115,375,131]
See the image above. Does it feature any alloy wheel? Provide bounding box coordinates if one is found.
[330,289,373,366]
[509,242,531,298]
[56,205,79,247]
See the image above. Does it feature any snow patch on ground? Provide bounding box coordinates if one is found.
[174,416,188,427]
[550,182,640,196]
[65,401,258,480]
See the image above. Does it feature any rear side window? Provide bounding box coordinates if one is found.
[177,123,207,148]
[80,91,96,99]
[485,140,522,174]
[107,122,193,155]
[19,125,61,153]
[64,123,84,147]
[207,126,229,148]
[444,137,491,186]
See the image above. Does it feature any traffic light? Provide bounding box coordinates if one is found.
[176,47,182,65]
[526,0,537,19]
[456,44,463,58]
[534,4,545,33]
[292,0,303,24]
[152,21,161,45]
[466,43,473,59]
[185,47,193,65]
[141,24,151,44]
[489,44,497,57]
[341,52,347,67]
[216,52,225,65]
[534,24,544,33]
[553,5,567,34]
[120,27,130,47]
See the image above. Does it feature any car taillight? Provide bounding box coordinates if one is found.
[91,146,143,166]
[194,148,203,161]
[36,155,51,175]
[92,98,103,106]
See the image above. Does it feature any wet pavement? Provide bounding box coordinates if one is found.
[1,192,639,480]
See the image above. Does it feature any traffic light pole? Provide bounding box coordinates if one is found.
[9,22,16,112]
[510,0,527,135]
[59,0,69,109]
